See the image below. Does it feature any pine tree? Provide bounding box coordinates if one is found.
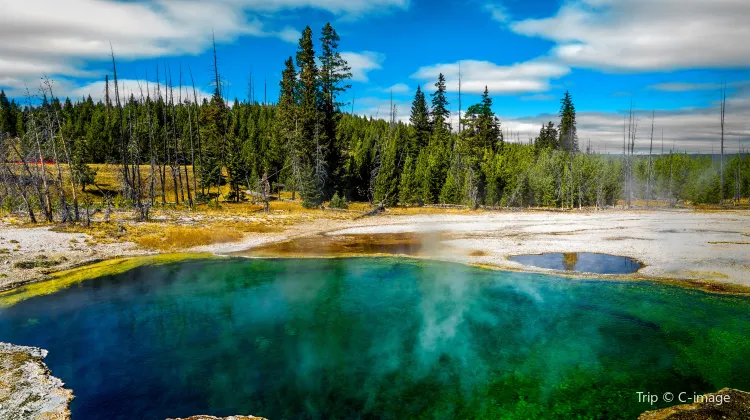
[463,86,502,154]
[430,73,450,132]
[398,153,418,205]
[409,85,430,154]
[373,124,403,206]
[319,22,352,194]
[296,26,325,206]
[276,57,300,198]
[225,129,247,202]
[0,90,15,138]
[199,95,227,198]
[296,26,319,160]
[534,121,558,150]
[439,168,462,204]
[558,91,578,152]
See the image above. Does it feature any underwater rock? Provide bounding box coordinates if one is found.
[0,342,73,420]
[167,416,268,420]
[638,388,750,419]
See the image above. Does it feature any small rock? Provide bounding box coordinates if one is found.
[639,388,750,419]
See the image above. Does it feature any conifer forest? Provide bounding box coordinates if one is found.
[0,23,748,224]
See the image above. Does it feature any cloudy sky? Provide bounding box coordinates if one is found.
[1,0,749,153]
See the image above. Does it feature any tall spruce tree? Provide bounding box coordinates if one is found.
[430,73,451,131]
[558,91,578,152]
[276,57,300,198]
[319,22,352,194]
[295,26,325,206]
[296,26,319,161]
[409,85,431,154]
[199,94,227,198]
[463,86,502,153]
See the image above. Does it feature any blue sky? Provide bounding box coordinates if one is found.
[1,0,749,152]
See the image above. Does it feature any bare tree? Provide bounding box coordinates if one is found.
[720,82,727,202]
[646,111,655,208]
[189,66,202,198]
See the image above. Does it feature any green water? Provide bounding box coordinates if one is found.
[0,257,749,419]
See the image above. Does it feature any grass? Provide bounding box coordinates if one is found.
[133,226,246,251]
[13,259,62,270]
[53,217,284,252]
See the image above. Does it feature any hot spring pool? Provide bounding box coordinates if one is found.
[0,257,748,419]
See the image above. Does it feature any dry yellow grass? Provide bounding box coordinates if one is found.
[53,218,283,251]
[133,226,245,251]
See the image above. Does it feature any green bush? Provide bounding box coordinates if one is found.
[329,192,348,209]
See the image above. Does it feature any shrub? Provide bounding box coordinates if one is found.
[329,192,348,209]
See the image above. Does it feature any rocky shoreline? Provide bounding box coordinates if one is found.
[0,342,73,420]
[639,388,750,419]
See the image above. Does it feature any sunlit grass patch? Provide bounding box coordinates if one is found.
[133,226,245,251]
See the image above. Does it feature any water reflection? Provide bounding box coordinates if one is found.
[509,252,643,274]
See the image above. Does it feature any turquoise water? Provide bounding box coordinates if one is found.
[1,257,749,419]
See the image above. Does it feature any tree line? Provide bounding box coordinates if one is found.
[0,23,748,224]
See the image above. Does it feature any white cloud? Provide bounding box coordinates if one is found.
[226,0,408,16]
[275,27,302,44]
[484,3,509,23]
[502,91,750,153]
[382,83,411,94]
[342,51,385,82]
[649,81,750,92]
[354,95,413,123]
[509,0,750,71]
[0,0,406,93]
[412,59,570,94]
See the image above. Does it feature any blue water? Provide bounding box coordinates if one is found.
[509,252,643,274]
[0,257,748,419]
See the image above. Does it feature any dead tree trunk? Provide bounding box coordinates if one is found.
[647,111,655,208]
[189,67,204,198]
[720,83,727,202]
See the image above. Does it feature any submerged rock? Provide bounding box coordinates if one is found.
[639,388,750,419]
[167,416,267,420]
[0,342,73,420]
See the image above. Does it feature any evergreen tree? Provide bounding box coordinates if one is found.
[0,90,16,138]
[296,26,319,160]
[558,91,578,152]
[319,22,352,193]
[373,124,403,206]
[463,86,502,154]
[276,57,300,198]
[439,161,463,204]
[409,85,430,153]
[296,26,325,206]
[398,153,418,205]
[199,95,227,198]
[225,110,247,201]
[534,121,558,150]
[430,73,451,131]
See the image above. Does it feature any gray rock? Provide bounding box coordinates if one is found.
[0,342,73,420]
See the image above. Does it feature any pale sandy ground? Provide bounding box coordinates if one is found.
[1,209,749,292]
[0,222,149,291]
[319,210,750,286]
